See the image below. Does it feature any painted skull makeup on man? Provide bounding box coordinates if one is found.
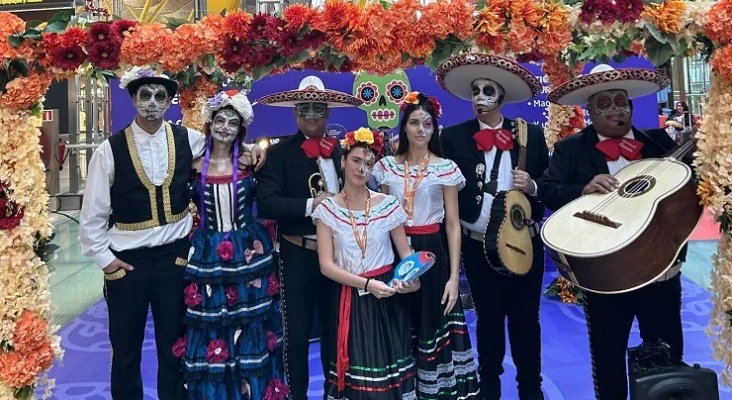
[211,110,241,143]
[471,79,504,112]
[135,84,170,121]
[296,102,328,120]
[591,89,631,118]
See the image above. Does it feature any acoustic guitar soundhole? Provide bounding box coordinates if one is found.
[619,175,656,198]
[510,204,526,230]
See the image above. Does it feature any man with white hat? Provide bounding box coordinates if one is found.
[255,75,363,400]
[540,64,687,399]
[79,67,266,400]
[437,54,549,400]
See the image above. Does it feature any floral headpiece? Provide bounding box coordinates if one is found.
[202,89,254,128]
[119,66,178,96]
[399,91,443,118]
[341,127,385,157]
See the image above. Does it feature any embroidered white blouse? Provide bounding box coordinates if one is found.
[312,195,407,275]
[372,156,466,226]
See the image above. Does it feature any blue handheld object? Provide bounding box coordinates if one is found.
[388,251,436,287]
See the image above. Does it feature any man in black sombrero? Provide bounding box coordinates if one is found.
[437,54,549,400]
[255,75,364,400]
[80,67,266,400]
[539,64,689,400]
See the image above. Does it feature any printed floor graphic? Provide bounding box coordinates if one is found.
[46,272,731,400]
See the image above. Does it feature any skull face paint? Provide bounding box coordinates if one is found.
[135,84,170,122]
[211,110,241,143]
[590,89,631,118]
[406,109,434,141]
[358,148,376,178]
[296,102,328,121]
[471,79,504,112]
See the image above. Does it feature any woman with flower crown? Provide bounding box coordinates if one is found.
[173,90,287,400]
[372,91,480,400]
[312,128,420,399]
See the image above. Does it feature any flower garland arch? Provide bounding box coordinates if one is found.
[1,0,731,395]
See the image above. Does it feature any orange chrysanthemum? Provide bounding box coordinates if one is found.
[711,44,732,82]
[199,13,226,44]
[347,3,401,73]
[312,0,361,52]
[283,3,317,33]
[12,309,49,353]
[474,0,539,55]
[119,23,173,68]
[642,0,685,34]
[536,0,572,57]
[0,13,26,58]
[161,24,208,73]
[391,0,434,59]
[222,11,252,40]
[706,0,732,45]
[0,351,38,388]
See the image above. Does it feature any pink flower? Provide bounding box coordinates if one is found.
[261,220,276,241]
[184,283,202,308]
[206,339,229,363]
[217,241,234,261]
[225,285,238,306]
[267,274,280,296]
[263,379,289,400]
[172,335,187,358]
[266,330,277,352]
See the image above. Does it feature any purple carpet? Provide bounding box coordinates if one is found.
[46,272,731,399]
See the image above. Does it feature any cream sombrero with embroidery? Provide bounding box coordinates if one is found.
[257,75,362,108]
[436,53,542,103]
[547,64,670,106]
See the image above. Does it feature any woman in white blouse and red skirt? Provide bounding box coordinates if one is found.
[373,92,480,400]
[313,128,421,399]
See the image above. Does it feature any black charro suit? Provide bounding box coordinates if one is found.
[256,130,342,400]
[441,117,549,400]
[539,125,689,400]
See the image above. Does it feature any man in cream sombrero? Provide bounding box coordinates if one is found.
[539,64,688,400]
[79,66,266,400]
[255,75,363,400]
[437,53,549,400]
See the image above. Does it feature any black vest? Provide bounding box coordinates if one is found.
[109,123,192,231]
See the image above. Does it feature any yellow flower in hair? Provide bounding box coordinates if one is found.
[353,127,375,144]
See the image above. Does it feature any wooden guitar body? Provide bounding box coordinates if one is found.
[541,159,703,294]
[484,189,533,275]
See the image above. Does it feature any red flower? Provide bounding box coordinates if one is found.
[267,274,280,296]
[217,241,234,261]
[49,27,88,71]
[110,19,137,38]
[0,197,24,231]
[261,219,276,242]
[206,338,229,363]
[172,335,187,358]
[87,39,121,70]
[88,22,113,43]
[263,379,289,400]
[225,285,238,306]
[184,283,202,308]
[266,330,277,352]
[263,15,288,46]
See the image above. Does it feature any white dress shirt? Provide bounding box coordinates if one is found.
[460,118,538,233]
[598,130,681,281]
[80,121,254,269]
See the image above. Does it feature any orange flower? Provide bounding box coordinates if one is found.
[283,3,317,33]
[0,13,26,58]
[199,13,225,45]
[0,73,52,111]
[391,0,434,59]
[711,44,732,82]
[537,0,572,57]
[706,0,732,45]
[161,24,207,73]
[222,11,252,40]
[120,23,173,68]
[697,177,714,206]
[642,0,685,34]
[12,309,49,353]
[0,351,40,388]
[312,0,361,52]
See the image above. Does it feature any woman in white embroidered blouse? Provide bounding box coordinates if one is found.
[312,129,420,400]
[372,92,479,400]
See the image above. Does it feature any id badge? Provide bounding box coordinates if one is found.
[357,289,370,297]
[406,236,412,246]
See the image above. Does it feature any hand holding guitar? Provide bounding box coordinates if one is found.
[582,174,619,195]
[512,169,534,194]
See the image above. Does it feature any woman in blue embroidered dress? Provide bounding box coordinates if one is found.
[174,90,287,400]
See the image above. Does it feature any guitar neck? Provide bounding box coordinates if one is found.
[518,146,527,171]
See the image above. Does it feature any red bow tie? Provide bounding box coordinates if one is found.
[301,137,337,159]
[473,128,514,152]
[595,138,643,161]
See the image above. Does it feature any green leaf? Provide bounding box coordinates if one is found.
[164,17,190,30]
[24,28,42,40]
[220,8,228,16]
[645,36,675,67]
[0,70,9,93]
[26,20,43,29]
[44,11,71,34]
[202,54,216,68]
[13,385,34,400]
[8,35,23,48]
[645,23,667,44]
[379,0,392,9]
[6,59,30,78]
